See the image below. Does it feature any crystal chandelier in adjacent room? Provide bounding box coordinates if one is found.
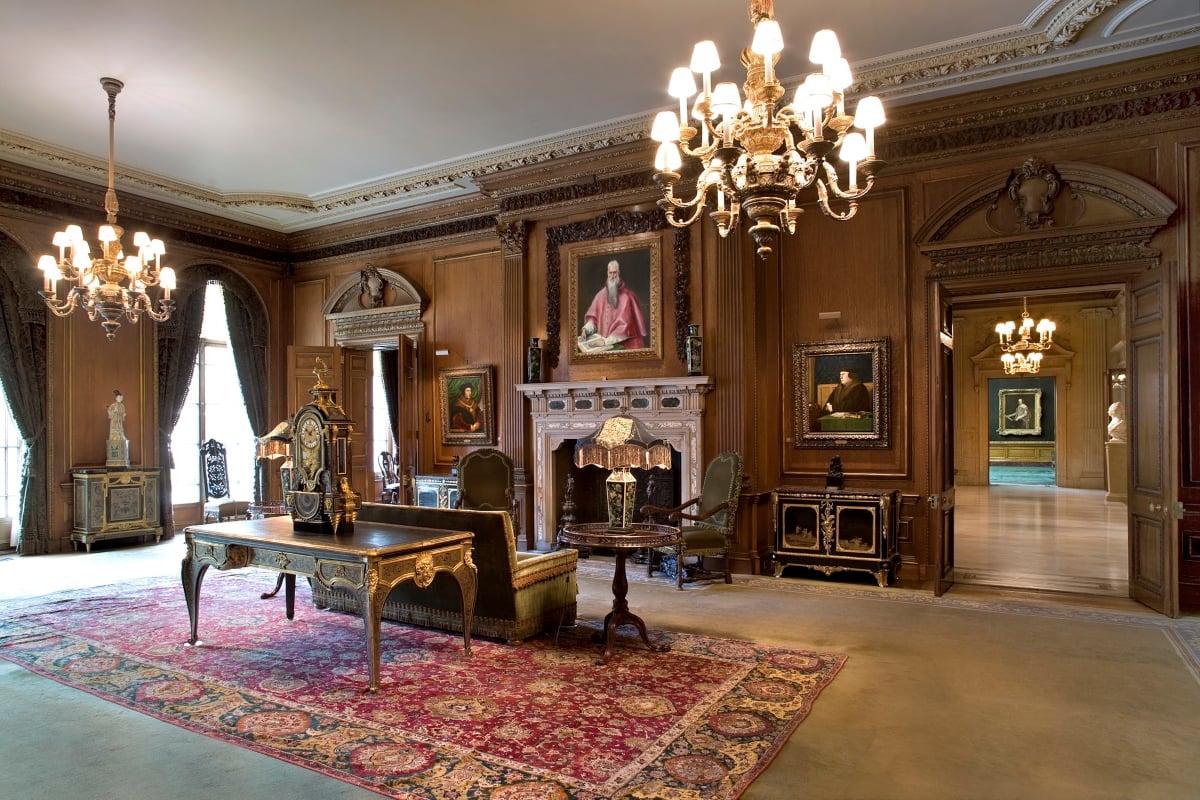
[996,297,1056,375]
[37,77,175,341]
[650,0,885,259]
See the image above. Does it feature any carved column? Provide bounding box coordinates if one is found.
[498,220,532,545]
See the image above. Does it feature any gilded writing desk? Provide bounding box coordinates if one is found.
[182,516,476,692]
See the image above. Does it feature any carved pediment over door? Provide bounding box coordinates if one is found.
[321,265,427,348]
[916,157,1177,286]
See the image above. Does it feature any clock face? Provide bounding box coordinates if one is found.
[299,416,322,449]
[296,413,324,488]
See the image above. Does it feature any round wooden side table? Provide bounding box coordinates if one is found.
[560,522,681,663]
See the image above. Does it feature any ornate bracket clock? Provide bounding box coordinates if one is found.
[286,358,360,534]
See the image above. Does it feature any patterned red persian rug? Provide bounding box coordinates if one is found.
[0,573,845,799]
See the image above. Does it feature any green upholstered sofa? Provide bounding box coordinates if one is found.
[309,502,578,643]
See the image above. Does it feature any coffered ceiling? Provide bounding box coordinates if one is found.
[1,1,1196,233]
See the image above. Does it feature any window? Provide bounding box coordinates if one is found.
[171,282,255,506]
[371,351,396,473]
[0,392,22,547]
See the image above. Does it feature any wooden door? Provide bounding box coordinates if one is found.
[400,336,421,482]
[931,287,956,595]
[1127,266,1178,615]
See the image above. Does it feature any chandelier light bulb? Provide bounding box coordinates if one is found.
[710,82,742,117]
[809,29,841,65]
[651,111,681,142]
[655,141,682,172]
[690,40,720,89]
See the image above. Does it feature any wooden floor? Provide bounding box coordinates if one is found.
[954,484,1129,596]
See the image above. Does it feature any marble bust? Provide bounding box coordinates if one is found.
[1107,401,1127,442]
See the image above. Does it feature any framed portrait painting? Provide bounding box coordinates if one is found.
[793,338,890,448]
[567,235,661,363]
[438,365,495,446]
[997,388,1042,436]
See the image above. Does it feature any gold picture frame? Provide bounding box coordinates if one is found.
[567,235,661,362]
[793,338,890,448]
[438,365,495,446]
[997,388,1043,436]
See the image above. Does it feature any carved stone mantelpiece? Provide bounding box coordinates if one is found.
[515,376,713,550]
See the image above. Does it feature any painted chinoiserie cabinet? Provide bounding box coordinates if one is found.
[771,488,900,587]
[72,467,163,551]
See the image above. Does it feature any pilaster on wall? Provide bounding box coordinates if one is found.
[498,220,531,544]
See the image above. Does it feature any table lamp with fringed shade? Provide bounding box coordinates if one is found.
[254,420,292,506]
[574,414,672,529]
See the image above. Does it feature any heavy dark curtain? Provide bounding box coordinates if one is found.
[222,283,269,438]
[156,266,268,537]
[156,287,205,538]
[380,349,400,450]
[0,235,49,554]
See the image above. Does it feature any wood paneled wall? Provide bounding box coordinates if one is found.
[2,48,1197,581]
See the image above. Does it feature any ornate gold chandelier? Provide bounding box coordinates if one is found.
[650,0,885,259]
[37,78,175,341]
[996,297,1055,375]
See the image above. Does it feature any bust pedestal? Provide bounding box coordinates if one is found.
[1105,440,1127,502]
[106,436,130,468]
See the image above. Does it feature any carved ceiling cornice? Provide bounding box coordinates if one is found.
[0,159,288,264]
[881,52,1200,163]
[852,0,1192,101]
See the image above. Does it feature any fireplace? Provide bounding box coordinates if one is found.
[516,377,712,549]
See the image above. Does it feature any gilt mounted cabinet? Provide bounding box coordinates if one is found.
[771,488,899,587]
[72,467,163,552]
[413,474,459,509]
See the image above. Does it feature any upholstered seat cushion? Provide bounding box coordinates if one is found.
[681,527,726,551]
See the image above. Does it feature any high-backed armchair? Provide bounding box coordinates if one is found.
[456,448,519,540]
[201,438,249,522]
[378,451,402,503]
[642,451,744,589]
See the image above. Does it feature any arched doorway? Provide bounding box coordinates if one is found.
[918,157,1178,612]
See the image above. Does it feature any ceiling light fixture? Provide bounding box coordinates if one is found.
[996,297,1055,375]
[650,0,885,259]
[37,77,175,340]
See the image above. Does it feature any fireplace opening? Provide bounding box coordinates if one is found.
[551,441,682,536]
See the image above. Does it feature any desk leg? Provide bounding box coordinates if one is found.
[596,551,668,664]
[285,574,296,619]
[260,573,286,599]
[181,544,209,645]
[448,558,477,657]
[357,568,387,694]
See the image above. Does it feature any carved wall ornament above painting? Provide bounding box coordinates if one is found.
[322,267,427,348]
[357,264,387,308]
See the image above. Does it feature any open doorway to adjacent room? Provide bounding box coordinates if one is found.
[950,288,1129,597]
